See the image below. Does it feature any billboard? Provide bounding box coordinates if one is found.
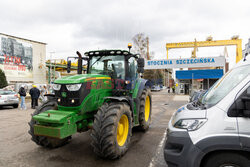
[0,35,33,78]
[145,56,225,69]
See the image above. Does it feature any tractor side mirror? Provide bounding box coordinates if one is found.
[67,60,71,73]
[137,58,145,67]
[137,58,145,73]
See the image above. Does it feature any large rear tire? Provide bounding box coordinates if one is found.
[28,101,71,148]
[139,89,152,131]
[91,102,132,159]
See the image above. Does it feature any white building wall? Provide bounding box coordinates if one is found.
[0,33,46,84]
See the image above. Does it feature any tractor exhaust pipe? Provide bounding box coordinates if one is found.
[76,51,83,74]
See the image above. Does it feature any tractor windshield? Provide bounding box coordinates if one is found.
[88,55,125,79]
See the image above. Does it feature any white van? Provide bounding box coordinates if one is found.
[164,57,250,167]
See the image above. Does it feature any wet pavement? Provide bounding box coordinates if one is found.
[0,90,189,167]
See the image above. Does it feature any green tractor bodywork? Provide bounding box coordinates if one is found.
[29,49,152,159]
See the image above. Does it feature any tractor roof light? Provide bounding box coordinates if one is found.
[110,51,115,54]
[116,51,122,54]
[128,43,132,49]
[95,52,99,55]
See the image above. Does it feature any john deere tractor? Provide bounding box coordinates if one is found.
[28,47,152,159]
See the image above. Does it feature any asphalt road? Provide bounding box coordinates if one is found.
[0,90,189,167]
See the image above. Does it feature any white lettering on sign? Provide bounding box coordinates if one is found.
[145,56,225,69]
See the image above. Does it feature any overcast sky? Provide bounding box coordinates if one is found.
[0,0,249,67]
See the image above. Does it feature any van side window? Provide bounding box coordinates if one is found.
[228,86,250,117]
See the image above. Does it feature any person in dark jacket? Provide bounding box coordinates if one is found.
[18,85,26,110]
[29,85,40,109]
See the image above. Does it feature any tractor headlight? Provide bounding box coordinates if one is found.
[174,119,207,131]
[66,84,82,91]
[53,84,61,91]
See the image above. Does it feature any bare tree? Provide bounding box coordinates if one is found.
[132,33,148,58]
[143,69,164,85]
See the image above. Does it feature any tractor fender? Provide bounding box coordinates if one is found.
[103,96,130,105]
[136,79,150,99]
[103,96,133,113]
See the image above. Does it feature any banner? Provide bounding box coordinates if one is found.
[145,56,225,69]
[0,35,33,78]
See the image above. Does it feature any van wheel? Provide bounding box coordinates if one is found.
[203,152,249,167]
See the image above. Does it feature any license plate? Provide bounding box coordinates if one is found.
[4,100,14,103]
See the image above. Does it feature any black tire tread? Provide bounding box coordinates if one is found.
[91,102,132,159]
[28,100,71,148]
[139,89,152,131]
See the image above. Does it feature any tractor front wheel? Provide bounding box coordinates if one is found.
[139,89,152,131]
[28,101,71,148]
[91,102,132,159]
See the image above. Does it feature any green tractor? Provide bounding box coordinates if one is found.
[28,48,152,159]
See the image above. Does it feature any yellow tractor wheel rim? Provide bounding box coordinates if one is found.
[117,114,129,146]
[145,96,150,122]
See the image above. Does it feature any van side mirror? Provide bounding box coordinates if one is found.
[67,60,71,73]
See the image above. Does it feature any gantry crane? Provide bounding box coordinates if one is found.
[166,37,242,63]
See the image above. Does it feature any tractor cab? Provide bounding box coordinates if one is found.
[86,50,144,88]
[68,50,144,81]
[67,50,145,93]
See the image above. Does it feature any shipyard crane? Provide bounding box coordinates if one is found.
[166,36,242,63]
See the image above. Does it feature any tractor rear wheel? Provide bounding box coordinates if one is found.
[91,102,132,159]
[139,89,152,131]
[28,100,71,148]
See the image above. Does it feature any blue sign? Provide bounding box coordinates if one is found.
[145,56,225,69]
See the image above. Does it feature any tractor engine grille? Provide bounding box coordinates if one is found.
[54,83,90,107]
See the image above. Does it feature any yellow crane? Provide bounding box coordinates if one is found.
[166,37,242,63]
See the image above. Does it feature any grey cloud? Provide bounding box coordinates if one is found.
[0,0,250,59]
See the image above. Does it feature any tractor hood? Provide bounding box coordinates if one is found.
[55,74,111,84]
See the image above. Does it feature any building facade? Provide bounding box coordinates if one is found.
[0,33,46,84]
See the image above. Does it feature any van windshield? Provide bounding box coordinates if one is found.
[201,65,250,107]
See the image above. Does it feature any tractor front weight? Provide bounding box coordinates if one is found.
[33,110,92,139]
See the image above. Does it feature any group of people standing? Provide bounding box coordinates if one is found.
[18,85,48,110]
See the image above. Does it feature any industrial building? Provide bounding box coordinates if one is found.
[0,33,46,84]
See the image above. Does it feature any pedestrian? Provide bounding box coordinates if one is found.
[172,86,175,93]
[40,85,48,102]
[29,85,40,109]
[18,85,26,110]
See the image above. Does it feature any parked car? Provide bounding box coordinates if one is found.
[0,89,19,108]
[160,85,167,90]
[164,57,250,167]
[151,85,161,91]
